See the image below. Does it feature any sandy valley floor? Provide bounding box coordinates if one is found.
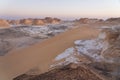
[0,26,100,80]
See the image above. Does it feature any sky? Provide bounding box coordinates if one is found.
[0,0,120,19]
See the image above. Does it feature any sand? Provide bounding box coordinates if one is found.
[0,26,100,80]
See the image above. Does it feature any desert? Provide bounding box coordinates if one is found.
[0,17,120,80]
[0,0,120,80]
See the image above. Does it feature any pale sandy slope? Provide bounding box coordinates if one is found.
[0,26,100,80]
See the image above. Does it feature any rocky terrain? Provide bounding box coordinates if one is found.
[13,63,105,80]
[76,18,104,24]
[51,26,120,80]
[0,17,61,27]
[0,17,120,80]
[0,26,100,80]
[106,17,120,23]
[0,19,10,27]
[0,22,74,56]
[13,26,120,80]
[0,17,120,27]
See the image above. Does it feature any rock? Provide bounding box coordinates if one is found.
[13,64,105,80]
[44,17,61,24]
[44,17,53,23]
[89,62,119,80]
[0,19,10,27]
[8,20,20,25]
[101,26,120,63]
[79,18,89,23]
[20,19,33,25]
[33,19,45,25]
[97,26,120,80]
[78,18,103,24]
[0,17,61,26]
[69,63,79,69]
[52,18,61,24]
[106,18,120,23]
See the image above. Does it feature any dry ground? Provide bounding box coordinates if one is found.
[0,26,100,80]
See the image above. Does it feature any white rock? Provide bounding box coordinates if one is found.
[55,47,74,61]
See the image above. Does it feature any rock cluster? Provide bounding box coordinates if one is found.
[106,18,120,23]
[77,18,103,24]
[0,17,61,27]
[51,26,120,80]
[90,26,120,80]
[9,17,61,26]
[0,19,10,27]
[13,26,120,80]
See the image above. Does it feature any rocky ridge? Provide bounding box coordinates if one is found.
[0,17,120,27]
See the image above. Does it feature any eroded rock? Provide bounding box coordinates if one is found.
[0,19,10,27]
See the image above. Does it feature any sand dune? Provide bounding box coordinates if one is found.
[0,26,100,80]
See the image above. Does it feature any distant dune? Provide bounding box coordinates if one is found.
[0,26,100,80]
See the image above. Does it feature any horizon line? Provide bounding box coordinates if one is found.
[0,15,120,20]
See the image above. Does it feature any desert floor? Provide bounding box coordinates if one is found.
[0,26,100,80]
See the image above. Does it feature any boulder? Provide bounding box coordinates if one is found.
[44,17,61,24]
[101,26,120,63]
[20,19,33,25]
[52,18,61,24]
[0,19,10,27]
[44,17,53,23]
[9,20,20,25]
[33,19,45,25]
[97,26,120,80]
